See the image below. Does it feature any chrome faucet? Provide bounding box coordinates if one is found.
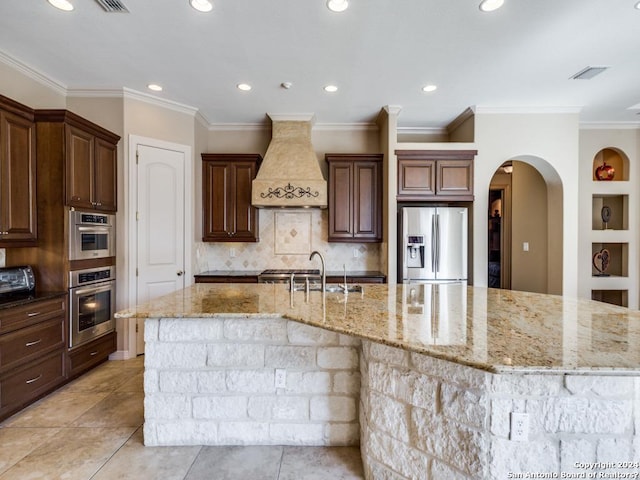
[309,250,326,292]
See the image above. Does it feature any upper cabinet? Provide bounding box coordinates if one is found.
[326,154,383,243]
[202,154,261,242]
[36,110,119,213]
[0,95,37,247]
[396,150,476,201]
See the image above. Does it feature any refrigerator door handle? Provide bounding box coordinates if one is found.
[435,213,440,273]
[431,214,436,272]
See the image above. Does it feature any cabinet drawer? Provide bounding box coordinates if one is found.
[0,297,66,334]
[68,331,116,379]
[0,350,65,419]
[0,318,64,373]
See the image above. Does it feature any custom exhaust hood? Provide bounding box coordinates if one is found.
[251,114,327,208]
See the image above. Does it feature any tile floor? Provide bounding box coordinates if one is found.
[0,356,364,480]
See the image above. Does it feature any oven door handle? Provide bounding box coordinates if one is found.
[77,226,111,233]
[72,283,114,296]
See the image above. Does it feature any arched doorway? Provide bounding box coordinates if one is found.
[488,157,563,295]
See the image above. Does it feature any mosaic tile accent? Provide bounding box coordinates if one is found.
[196,210,381,272]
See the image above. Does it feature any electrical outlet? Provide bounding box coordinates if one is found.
[353,248,359,258]
[229,247,236,258]
[523,242,529,252]
[275,369,287,388]
[510,412,529,442]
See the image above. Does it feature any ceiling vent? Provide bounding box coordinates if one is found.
[570,66,609,80]
[94,0,129,12]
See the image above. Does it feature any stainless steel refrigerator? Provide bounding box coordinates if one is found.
[400,206,468,283]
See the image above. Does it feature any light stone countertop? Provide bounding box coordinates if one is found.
[115,283,640,375]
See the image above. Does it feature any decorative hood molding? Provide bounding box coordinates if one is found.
[251,113,327,208]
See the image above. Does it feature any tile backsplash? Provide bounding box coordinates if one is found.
[196,209,381,272]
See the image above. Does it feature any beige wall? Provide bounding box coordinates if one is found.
[511,161,548,294]
[0,59,66,109]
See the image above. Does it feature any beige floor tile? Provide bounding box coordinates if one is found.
[61,363,133,393]
[71,391,144,427]
[2,390,110,428]
[185,445,283,480]
[115,372,144,393]
[92,427,201,480]
[0,427,135,480]
[279,446,364,480]
[0,428,61,475]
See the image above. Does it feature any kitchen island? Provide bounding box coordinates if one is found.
[116,283,640,479]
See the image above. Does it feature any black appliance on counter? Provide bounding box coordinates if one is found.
[258,269,320,284]
[0,265,36,295]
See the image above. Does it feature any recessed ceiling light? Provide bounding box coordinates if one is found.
[324,85,338,93]
[48,0,74,11]
[190,0,213,12]
[237,83,252,91]
[147,84,163,92]
[327,0,348,12]
[422,85,437,93]
[479,0,504,12]
[635,1,640,9]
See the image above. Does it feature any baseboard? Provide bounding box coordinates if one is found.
[108,349,135,360]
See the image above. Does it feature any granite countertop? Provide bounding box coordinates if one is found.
[115,283,640,375]
[194,271,262,277]
[0,290,67,310]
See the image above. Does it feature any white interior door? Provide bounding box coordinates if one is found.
[135,143,187,354]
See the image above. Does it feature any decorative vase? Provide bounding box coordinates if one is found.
[595,161,615,181]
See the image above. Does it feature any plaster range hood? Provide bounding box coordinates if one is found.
[251,114,327,208]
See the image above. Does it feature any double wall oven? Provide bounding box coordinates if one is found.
[68,210,116,348]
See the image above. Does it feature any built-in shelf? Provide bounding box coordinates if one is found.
[591,289,628,308]
[591,242,628,278]
[592,194,628,231]
[592,148,629,182]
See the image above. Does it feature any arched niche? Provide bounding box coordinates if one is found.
[592,147,630,182]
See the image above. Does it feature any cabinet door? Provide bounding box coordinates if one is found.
[65,125,95,209]
[328,161,354,240]
[397,158,436,198]
[0,111,37,245]
[231,162,259,241]
[94,138,117,212]
[203,161,232,241]
[436,159,473,197]
[353,161,382,241]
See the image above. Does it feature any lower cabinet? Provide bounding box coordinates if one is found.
[67,330,116,379]
[0,295,67,422]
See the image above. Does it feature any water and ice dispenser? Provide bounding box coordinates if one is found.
[406,235,425,268]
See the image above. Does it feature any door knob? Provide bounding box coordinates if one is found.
[177,271,184,276]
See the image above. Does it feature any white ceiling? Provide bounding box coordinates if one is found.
[1,0,639,128]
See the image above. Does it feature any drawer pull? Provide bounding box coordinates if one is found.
[90,351,98,356]
[25,374,43,384]
[25,339,42,347]
[27,312,41,317]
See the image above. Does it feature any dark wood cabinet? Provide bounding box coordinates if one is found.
[67,331,116,380]
[396,150,476,201]
[37,110,119,213]
[326,154,383,243]
[0,294,67,422]
[0,95,37,247]
[202,154,261,242]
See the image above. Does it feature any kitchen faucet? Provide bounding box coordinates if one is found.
[309,250,326,292]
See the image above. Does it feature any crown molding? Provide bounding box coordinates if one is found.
[396,126,447,136]
[472,105,582,115]
[0,50,67,96]
[314,122,378,132]
[383,105,403,116]
[208,122,270,132]
[579,122,640,130]
[121,87,199,116]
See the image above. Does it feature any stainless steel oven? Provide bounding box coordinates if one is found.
[69,210,115,261]
[69,266,115,348]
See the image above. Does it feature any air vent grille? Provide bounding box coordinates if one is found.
[570,66,609,80]
[94,0,129,12]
